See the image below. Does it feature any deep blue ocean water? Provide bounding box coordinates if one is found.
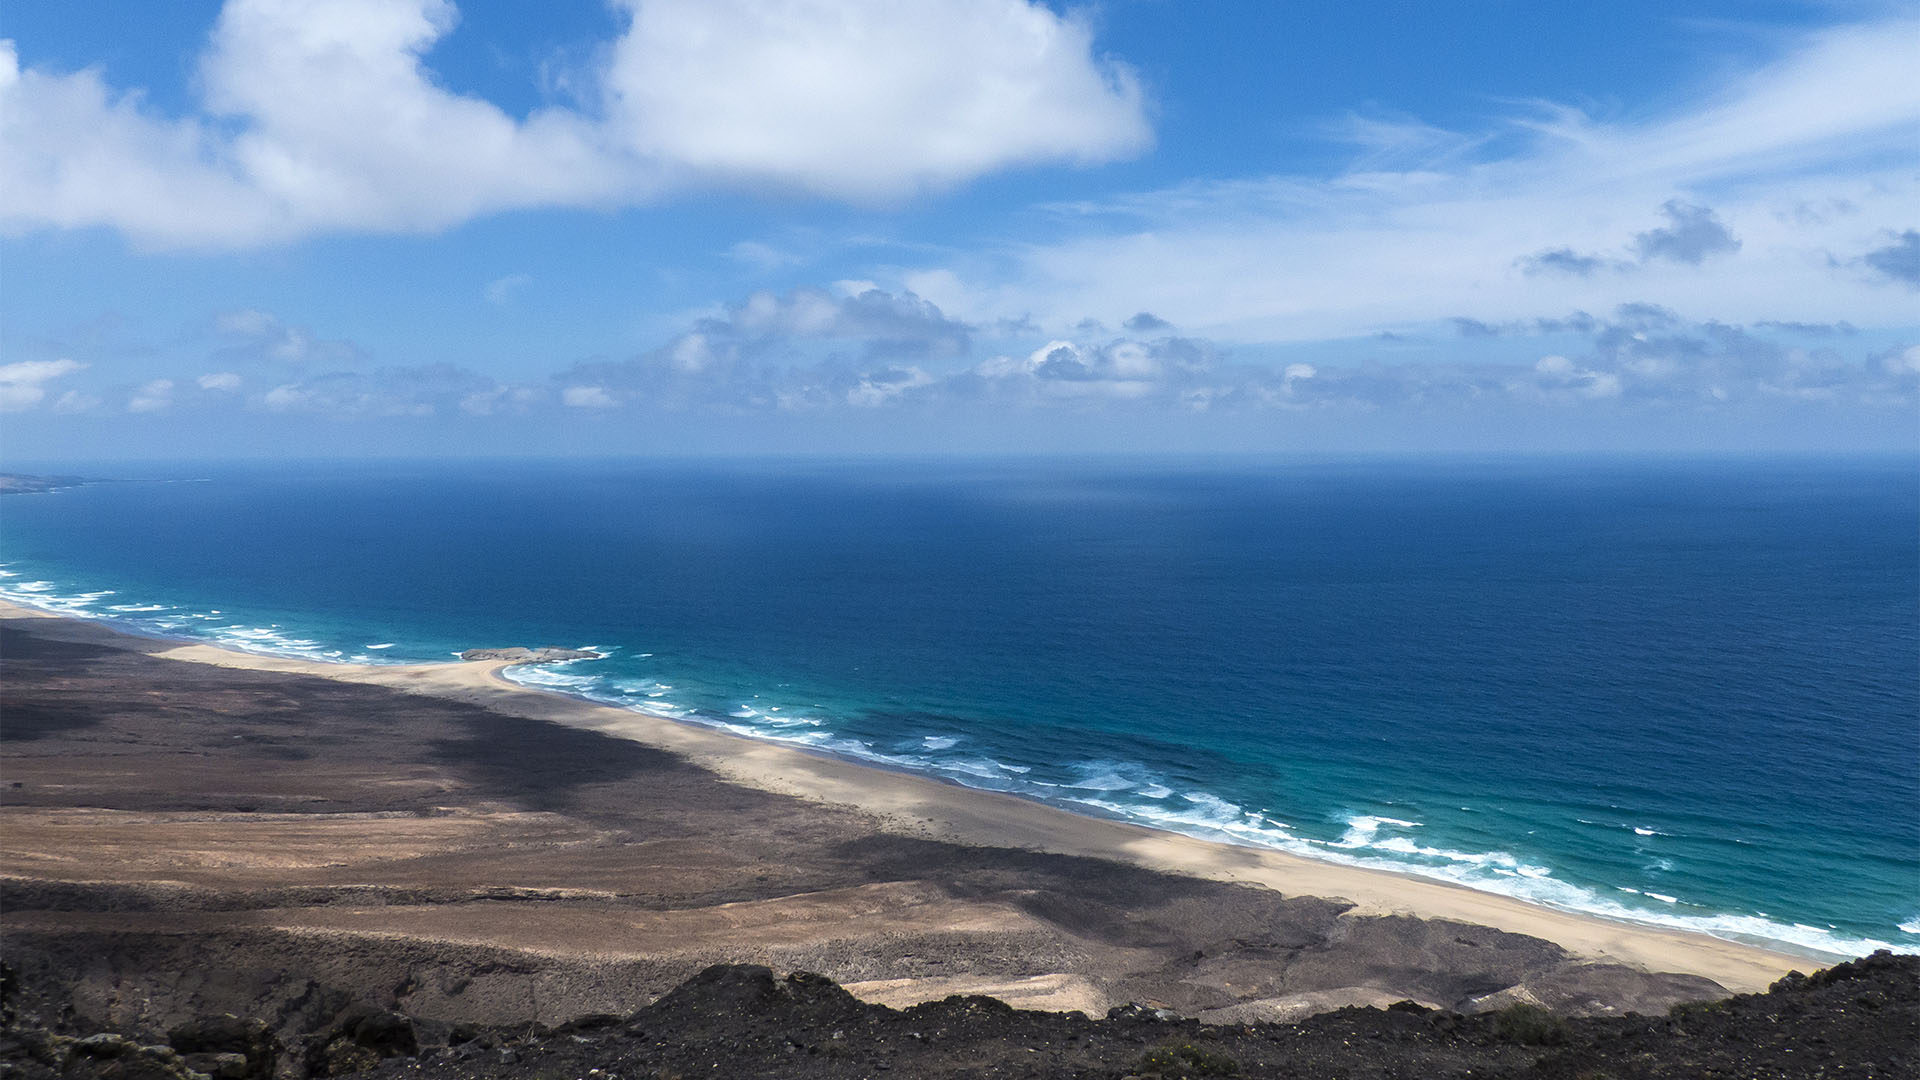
[2,457,1915,959]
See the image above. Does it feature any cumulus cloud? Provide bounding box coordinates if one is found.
[483,274,532,305]
[1876,344,1920,377]
[557,286,972,411]
[1519,248,1610,277]
[51,390,100,413]
[1754,320,1855,336]
[213,308,364,367]
[257,363,512,416]
[47,290,1911,436]
[561,385,617,408]
[602,0,1146,200]
[0,8,612,247]
[556,288,1233,413]
[127,378,175,412]
[846,366,936,407]
[977,308,1914,414]
[542,282,1915,421]
[1515,201,1740,277]
[0,0,1149,247]
[0,357,86,411]
[728,286,972,358]
[1862,229,1919,287]
[458,385,542,415]
[1633,201,1741,265]
[970,336,1214,403]
[1246,312,1916,414]
[1533,355,1621,399]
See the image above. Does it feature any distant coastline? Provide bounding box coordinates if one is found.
[0,472,91,495]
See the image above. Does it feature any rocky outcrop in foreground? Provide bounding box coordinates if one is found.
[3,951,1912,1079]
[455,647,602,663]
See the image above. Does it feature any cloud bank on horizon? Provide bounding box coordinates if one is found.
[0,0,1915,455]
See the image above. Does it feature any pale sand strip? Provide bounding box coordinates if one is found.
[0,599,1812,992]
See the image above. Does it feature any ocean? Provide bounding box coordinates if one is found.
[1,456,1915,959]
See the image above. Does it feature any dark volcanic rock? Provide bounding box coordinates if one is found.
[5,954,1917,1079]
[307,1005,418,1076]
[1465,962,1729,1017]
[1281,914,1573,1009]
[626,965,880,1056]
[166,1015,277,1079]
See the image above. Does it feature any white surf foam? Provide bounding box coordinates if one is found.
[0,579,120,618]
[992,793,1917,961]
[5,565,1908,963]
[1331,814,1424,848]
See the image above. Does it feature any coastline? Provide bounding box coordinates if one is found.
[0,597,1812,994]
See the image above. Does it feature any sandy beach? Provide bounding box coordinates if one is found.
[1,597,1813,1036]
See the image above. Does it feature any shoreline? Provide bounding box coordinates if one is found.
[0,597,1815,993]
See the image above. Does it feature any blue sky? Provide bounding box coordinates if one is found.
[2,0,1915,459]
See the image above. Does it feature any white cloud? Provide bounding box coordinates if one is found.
[970,335,1210,402]
[845,365,934,407]
[916,16,1920,339]
[556,286,975,412]
[1633,201,1740,265]
[0,0,1149,247]
[214,308,280,336]
[483,273,532,305]
[562,286,1918,419]
[252,363,500,416]
[561,385,617,408]
[601,0,1147,200]
[0,3,617,247]
[197,371,243,391]
[51,390,100,413]
[213,307,363,366]
[1534,355,1621,399]
[0,358,85,411]
[1863,230,1920,288]
[260,385,305,410]
[128,378,175,412]
[459,385,541,415]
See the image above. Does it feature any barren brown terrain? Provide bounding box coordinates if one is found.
[0,611,1764,1041]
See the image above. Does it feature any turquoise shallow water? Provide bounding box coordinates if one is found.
[2,457,1915,958]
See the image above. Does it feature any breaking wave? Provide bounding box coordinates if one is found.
[2,563,1911,964]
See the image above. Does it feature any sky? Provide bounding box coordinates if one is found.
[1,0,1916,460]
